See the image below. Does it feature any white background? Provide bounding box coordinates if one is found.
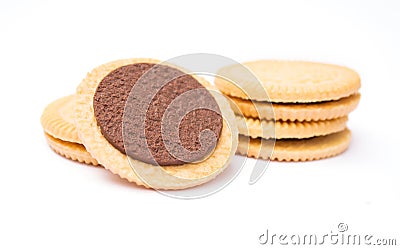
[1,0,399,249]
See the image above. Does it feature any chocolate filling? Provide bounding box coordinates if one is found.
[93,63,223,166]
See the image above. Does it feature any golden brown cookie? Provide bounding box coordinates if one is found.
[215,60,361,103]
[236,115,347,139]
[237,129,351,161]
[45,133,99,166]
[229,93,360,121]
[75,58,238,190]
[41,95,99,166]
[41,95,80,143]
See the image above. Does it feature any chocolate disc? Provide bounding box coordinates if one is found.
[93,63,222,166]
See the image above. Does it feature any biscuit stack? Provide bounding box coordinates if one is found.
[215,60,361,161]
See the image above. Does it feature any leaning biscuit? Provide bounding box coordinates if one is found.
[45,133,99,166]
[215,60,361,103]
[41,95,99,166]
[237,129,351,161]
[236,115,348,139]
[75,58,238,190]
[41,95,81,143]
[229,93,360,121]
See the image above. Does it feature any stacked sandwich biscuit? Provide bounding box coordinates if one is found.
[215,60,361,161]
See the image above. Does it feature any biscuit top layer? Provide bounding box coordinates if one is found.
[93,63,223,166]
[215,60,361,103]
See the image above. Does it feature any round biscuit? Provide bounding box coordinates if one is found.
[74,58,238,190]
[44,133,99,166]
[215,60,361,103]
[41,95,81,143]
[236,115,348,139]
[230,93,360,121]
[237,129,351,161]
